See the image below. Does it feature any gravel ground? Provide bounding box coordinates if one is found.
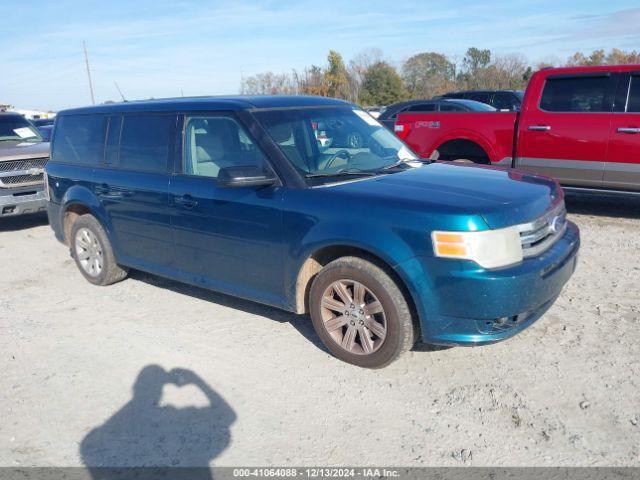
[0,194,639,467]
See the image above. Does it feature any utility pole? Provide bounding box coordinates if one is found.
[83,41,96,105]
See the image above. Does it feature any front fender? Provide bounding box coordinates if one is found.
[284,217,420,311]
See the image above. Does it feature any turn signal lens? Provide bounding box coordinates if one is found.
[434,242,467,257]
[433,232,464,244]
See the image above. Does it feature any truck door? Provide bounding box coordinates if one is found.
[516,72,617,188]
[605,72,640,191]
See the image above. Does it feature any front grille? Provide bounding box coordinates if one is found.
[518,201,567,258]
[0,158,48,188]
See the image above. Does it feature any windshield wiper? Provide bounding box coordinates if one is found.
[381,159,412,170]
[305,168,377,179]
[375,157,429,172]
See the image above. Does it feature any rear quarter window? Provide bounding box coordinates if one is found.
[52,115,106,164]
[116,115,174,173]
[540,75,614,112]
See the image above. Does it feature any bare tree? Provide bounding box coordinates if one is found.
[296,65,329,96]
[347,48,384,103]
[487,54,530,89]
[240,71,298,95]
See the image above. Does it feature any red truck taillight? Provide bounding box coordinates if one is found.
[394,121,411,141]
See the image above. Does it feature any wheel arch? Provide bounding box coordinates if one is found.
[293,244,420,339]
[434,138,492,164]
[60,186,108,245]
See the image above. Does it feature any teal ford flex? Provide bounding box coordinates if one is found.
[45,96,579,368]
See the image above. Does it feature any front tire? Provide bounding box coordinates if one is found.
[309,256,415,368]
[70,214,128,286]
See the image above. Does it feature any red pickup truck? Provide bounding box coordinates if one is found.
[394,65,640,193]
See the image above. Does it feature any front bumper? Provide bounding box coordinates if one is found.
[396,221,580,345]
[0,187,46,217]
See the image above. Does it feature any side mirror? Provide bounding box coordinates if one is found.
[217,165,277,188]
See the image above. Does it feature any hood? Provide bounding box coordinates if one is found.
[328,162,561,229]
[0,141,50,161]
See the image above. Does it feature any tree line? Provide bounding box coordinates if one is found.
[239,48,640,106]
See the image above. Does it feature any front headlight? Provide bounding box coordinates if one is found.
[432,227,523,269]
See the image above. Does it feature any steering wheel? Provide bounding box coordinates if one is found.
[324,149,352,170]
[369,138,386,158]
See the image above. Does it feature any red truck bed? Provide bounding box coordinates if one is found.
[394,111,517,165]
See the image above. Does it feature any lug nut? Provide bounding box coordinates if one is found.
[350,321,355,326]
[359,320,364,325]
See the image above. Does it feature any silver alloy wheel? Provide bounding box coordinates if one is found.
[74,227,103,277]
[320,279,387,355]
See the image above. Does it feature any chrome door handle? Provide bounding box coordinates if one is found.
[528,125,551,131]
[617,127,640,134]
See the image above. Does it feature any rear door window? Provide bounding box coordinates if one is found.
[540,75,615,112]
[52,115,106,164]
[626,76,640,112]
[117,115,174,172]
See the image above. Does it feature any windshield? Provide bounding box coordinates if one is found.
[0,116,43,142]
[254,107,418,183]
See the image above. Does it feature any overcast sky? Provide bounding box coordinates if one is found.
[2,0,639,111]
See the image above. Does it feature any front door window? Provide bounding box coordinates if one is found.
[183,116,270,179]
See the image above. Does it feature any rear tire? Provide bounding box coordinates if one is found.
[70,214,128,286]
[309,256,415,368]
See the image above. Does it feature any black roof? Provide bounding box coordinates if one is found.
[59,95,353,116]
[440,89,523,95]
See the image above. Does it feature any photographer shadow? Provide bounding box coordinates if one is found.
[80,365,236,479]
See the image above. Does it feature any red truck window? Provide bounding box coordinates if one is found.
[540,75,614,113]
[627,76,640,112]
